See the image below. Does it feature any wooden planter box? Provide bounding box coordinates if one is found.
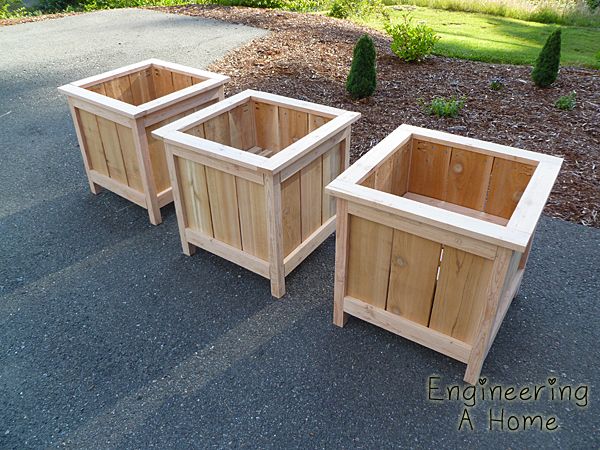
[326,125,562,384]
[152,90,360,297]
[58,59,229,225]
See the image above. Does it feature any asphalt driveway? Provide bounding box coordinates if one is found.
[0,9,599,449]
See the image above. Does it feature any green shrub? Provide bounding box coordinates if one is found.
[0,0,27,18]
[555,91,577,110]
[531,28,561,87]
[489,78,504,91]
[423,96,465,117]
[346,34,377,99]
[385,13,439,62]
[328,0,384,19]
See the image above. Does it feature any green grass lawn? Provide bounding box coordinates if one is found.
[363,6,600,69]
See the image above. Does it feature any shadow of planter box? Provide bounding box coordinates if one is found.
[58,59,230,225]
[326,124,562,384]
[152,90,361,298]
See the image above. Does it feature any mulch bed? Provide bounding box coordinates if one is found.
[155,5,600,228]
[0,11,81,27]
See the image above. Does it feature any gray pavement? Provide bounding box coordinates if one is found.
[1,9,599,449]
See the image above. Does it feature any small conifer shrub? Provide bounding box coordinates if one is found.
[346,34,377,100]
[532,29,561,87]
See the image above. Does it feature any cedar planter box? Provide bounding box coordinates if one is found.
[58,59,229,225]
[326,125,562,384]
[152,90,360,297]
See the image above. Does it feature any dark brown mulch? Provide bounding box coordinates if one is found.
[154,5,600,228]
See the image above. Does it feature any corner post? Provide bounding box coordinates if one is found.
[333,199,350,327]
[131,118,162,225]
[68,101,102,194]
[464,247,512,384]
[265,172,285,298]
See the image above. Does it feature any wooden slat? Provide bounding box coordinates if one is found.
[391,141,411,196]
[236,178,268,260]
[254,101,280,153]
[152,67,175,98]
[204,112,231,147]
[485,158,535,219]
[129,69,154,105]
[96,116,128,184]
[187,122,206,139]
[104,76,134,105]
[346,215,394,309]
[205,167,242,249]
[115,124,143,192]
[171,72,193,91]
[429,246,494,344]
[146,125,171,193]
[321,143,343,221]
[281,172,302,256]
[408,139,451,200]
[446,148,493,210]
[228,103,255,150]
[300,156,323,240]
[284,215,336,276]
[403,192,509,226]
[333,200,350,326]
[78,109,109,176]
[88,83,107,95]
[89,170,145,207]
[308,113,330,132]
[386,229,442,326]
[373,154,395,193]
[279,107,308,149]
[177,157,213,236]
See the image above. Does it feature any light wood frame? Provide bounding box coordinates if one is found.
[326,124,562,384]
[58,59,230,225]
[152,90,361,298]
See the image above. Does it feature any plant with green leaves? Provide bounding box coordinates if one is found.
[328,0,384,19]
[489,78,504,91]
[422,95,466,117]
[555,91,577,110]
[346,34,377,99]
[532,28,562,87]
[384,13,440,62]
[1,0,27,18]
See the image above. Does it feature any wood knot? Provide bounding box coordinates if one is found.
[394,256,406,267]
[452,163,463,174]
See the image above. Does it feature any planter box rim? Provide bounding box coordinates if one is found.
[57,59,230,119]
[327,124,563,253]
[152,89,361,175]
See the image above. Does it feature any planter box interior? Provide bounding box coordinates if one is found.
[58,59,229,224]
[153,90,360,297]
[326,124,562,383]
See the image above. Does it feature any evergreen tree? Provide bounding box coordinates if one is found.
[531,29,561,88]
[346,34,377,99]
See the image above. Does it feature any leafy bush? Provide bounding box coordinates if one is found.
[423,96,466,117]
[489,77,504,91]
[0,0,27,18]
[328,0,384,19]
[531,28,561,87]
[555,91,577,110]
[346,34,377,99]
[384,13,439,62]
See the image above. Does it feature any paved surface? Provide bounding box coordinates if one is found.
[1,9,599,449]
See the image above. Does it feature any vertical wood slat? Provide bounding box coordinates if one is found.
[205,167,242,249]
[237,178,269,260]
[279,107,308,148]
[204,113,231,147]
[300,156,323,240]
[346,215,394,309]
[228,103,255,150]
[485,158,535,219]
[146,122,174,193]
[408,139,451,200]
[281,172,302,256]
[78,109,109,176]
[391,141,412,196]
[446,148,493,211]
[386,229,442,326]
[129,69,154,105]
[171,72,193,91]
[115,124,143,192]
[97,116,128,184]
[177,157,213,237]
[254,101,280,153]
[104,75,134,105]
[152,67,175,98]
[429,246,495,344]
